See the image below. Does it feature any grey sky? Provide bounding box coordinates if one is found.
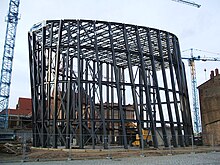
[0,0,220,108]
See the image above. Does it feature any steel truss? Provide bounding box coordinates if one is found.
[28,20,193,149]
[0,0,20,129]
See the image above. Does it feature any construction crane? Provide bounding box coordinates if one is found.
[0,0,20,129]
[182,48,220,134]
[172,0,201,8]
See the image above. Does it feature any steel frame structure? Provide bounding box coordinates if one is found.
[28,20,192,149]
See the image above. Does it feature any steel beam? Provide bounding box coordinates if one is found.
[76,20,83,148]
[147,28,169,147]
[172,37,190,146]
[93,21,108,149]
[108,23,128,149]
[157,31,177,147]
[166,32,184,147]
[135,26,158,148]
[123,24,143,148]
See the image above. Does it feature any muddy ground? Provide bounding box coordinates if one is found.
[0,145,220,163]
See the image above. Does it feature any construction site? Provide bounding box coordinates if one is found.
[0,0,220,164]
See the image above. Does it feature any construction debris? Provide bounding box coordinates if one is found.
[0,142,30,155]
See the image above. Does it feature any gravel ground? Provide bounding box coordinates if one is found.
[1,152,220,165]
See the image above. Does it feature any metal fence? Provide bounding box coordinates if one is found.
[0,132,219,163]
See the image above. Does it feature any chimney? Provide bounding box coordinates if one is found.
[215,68,219,76]
[210,70,214,79]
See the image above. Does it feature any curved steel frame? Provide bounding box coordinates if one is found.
[28,20,193,149]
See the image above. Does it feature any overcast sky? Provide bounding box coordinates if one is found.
[0,0,220,108]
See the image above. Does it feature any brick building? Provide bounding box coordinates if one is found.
[0,97,32,129]
[198,68,220,145]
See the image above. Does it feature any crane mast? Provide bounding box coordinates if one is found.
[188,49,201,134]
[0,0,20,129]
[182,48,220,134]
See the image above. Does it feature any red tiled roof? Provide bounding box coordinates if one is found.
[9,109,32,116]
[0,109,31,116]
[0,97,32,116]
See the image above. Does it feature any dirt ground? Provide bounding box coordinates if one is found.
[0,145,220,163]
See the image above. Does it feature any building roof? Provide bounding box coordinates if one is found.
[198,70,220,89]
[8,109,32,116]
[16,97,32,110]
[0,97,32,116]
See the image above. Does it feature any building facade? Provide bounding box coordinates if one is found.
[198,69,220,145]
[0,98,32,129]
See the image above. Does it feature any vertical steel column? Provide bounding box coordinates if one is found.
[122,67,126,107]
[28,32,38,147]
[108,23,128,149]
[47,22,54,147]
[80,58,84,143]
[135,26,158,148]
[71,57,76,136]
[176,42,193,136]
[41,26,47,147]
[100,62,107,147]
[66,78,71,149]
[60,52,66,147]
[111,64,115,143]
[166,33,184,146]
[147,28,168,147]
[36,38,41,146]
[157,31,177,147]
[172,37,189,146]
[36,45,41,146]
[91,60,96,149]
[93,21,108,148]
[84,59,89,129]
[181,62,193,136]
[65,74,71,145]
[76,20,83,148]
[89,82,95,149]
[72,80,76,126]
[53,20,63,148]
[118,67,124,121]
[123,24,143,148]
[152,80,157,125]
[139,70,144,127]
[106,63,110,135]
[65,23,71,148]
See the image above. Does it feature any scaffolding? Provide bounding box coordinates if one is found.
[28,20,193,149]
